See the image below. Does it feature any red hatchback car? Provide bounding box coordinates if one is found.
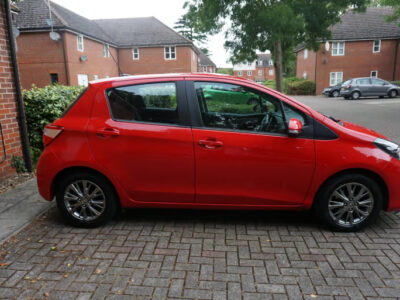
[37,74,400,231]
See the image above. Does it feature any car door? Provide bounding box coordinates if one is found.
[87,79,195,203]
[355,78,372,96]
[187,79,316,206]
[371,78,389,96]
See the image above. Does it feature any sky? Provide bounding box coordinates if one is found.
[52,0,233,67]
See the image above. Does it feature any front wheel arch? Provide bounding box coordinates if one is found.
[52,166,121,210]
[312,168,388,211]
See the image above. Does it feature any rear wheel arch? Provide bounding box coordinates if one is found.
[51,166,121,209]
[312,168,388,210]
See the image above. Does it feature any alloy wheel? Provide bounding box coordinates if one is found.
[390,90,397,98]
[332,90,339,97]
[63,180,106,222]
[328,182,374,227]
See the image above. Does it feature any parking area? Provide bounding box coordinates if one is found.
[0,95,400,299]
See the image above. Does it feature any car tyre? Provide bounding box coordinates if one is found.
[56,172,118,228]
[388,90,398,98]
[351,91,361,100]
[314,173,382,232]
[331,90,340,97]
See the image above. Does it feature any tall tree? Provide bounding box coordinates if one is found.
[377,0,400,26]
[173,16,208,44]
[184,0,369,92]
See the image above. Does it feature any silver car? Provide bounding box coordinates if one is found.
[340,77,400,100]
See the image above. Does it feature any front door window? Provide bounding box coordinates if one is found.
[194,81,288,134]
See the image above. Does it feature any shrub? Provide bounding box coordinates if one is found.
[287,80,315,95]
[283,77,301,94]
[23,84,85,163]
[11,155,27,173]
[262,80,276,90]
[391,81,400,86]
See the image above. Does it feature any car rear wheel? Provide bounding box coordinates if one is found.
[314,174,382,232]
[56,172,118,227]
[331,90,340,97]
[389,90,398,98]
[351,91,361,100]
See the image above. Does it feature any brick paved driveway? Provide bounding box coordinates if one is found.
[1,207,400,299]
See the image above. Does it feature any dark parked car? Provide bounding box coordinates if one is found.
[323,83,342,97]
[340,77,400,100]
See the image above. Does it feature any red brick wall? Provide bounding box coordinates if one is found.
[63,32,119,85]
[118,46,196,75]
[0,2,23,180]
[296,49,316,82]
[16,32,67,89]
[296,40,400,94]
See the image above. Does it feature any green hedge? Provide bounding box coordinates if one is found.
[23,84,86,164]
[287,80,315,95]
[391,81,400,86]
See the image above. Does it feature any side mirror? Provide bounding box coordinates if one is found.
[288,118,303,136]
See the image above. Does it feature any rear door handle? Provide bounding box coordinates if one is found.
[198,139,224,149]
[96,127,120,138]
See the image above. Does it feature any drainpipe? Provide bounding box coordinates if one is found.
[393,39,399,81]
[61,32,70,85]
[4,0,32,172]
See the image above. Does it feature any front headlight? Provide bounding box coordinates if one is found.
[374,138,400,160]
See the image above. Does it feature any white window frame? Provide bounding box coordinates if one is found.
[370,70,378,78]
[373,40,381,53]
[269,60,273,66]
[77,34,84,52]
[164,46,176,60]
[269,69,274,76]
[303,71,307,79]
[77,74,88,86]
[93,75,99,80]
[258,70,262,75]
[203,66,207,72]
[103,44,110,58]
[304,49,308,59]
[247,71,252,76]
[257,60,263,66]
[332,42,345,56]
[238,71,242,76]
[330,72,343,86]
[132,48,139,60]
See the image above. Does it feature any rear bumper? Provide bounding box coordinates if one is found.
[36,149,62,201]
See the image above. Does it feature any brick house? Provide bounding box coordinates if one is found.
[295,7,400,95]
[198,50,216,73]
[0,1,31,180]
[15,0,199,89]
[233,54,275,83]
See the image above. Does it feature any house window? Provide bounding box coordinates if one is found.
[165,46,176,60]
[247,62,252,66]
[371,70,378,77]
[330,72,343,86]
[247,71,252,76]
[373,40,381,53]
[77,74,88,86]
[93,75,99,80]
[258,70,262,75]
[303,71,307,79]
[50,73,58,84]
[77,34,84,52]
[132,48,139,60]
[209,67,212,73]
[268,60,273,66]
[269,69,274,76]
[257,60,263,66]
[103,44,110,58]
[238,71,242,76]
[332,42,345,56]
[304,49,308,59]
[203,66,207,72]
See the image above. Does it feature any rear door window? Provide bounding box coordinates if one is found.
[356,78,371,85]
[106,82,180,125]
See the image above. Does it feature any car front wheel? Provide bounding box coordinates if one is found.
[389,90,398,98]
[331,90,340,97]
[314,174,382,232]
[56,172,118,227]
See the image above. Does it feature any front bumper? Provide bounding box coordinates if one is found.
[382,159,400,211]
[322,89,331,95]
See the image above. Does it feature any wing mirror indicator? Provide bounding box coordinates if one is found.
[288,118,303,136]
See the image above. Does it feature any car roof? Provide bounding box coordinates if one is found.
[89,73,251,87]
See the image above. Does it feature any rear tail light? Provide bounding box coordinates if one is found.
[346,85,352,89]
[43,124,63,146]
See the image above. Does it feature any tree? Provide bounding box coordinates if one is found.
[376,0,400,26]
[184,0,369,92]
[173,16,208,44]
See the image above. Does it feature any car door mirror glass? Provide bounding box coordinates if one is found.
[288,118,303,136]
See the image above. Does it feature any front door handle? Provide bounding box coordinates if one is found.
[198,138,224,149]
[96,127,120,138]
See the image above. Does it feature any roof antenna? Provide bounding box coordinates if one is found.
[47,0,60,41]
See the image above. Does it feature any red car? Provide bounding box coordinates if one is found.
[36,74,400,231]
